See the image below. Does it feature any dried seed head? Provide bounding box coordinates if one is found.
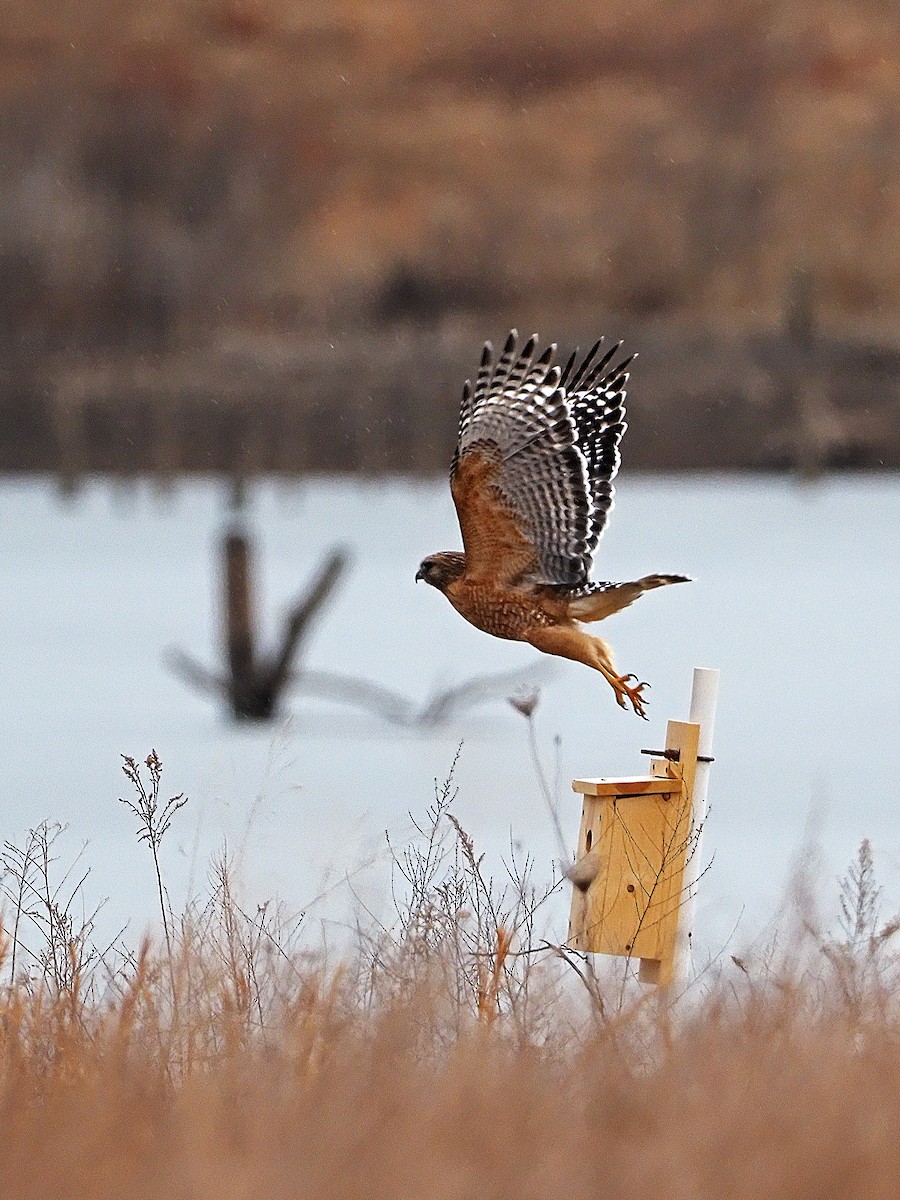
[508,689,540,718]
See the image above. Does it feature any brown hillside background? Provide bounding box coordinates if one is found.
[0,0,898,472]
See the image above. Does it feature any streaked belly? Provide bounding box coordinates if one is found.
[445,582,553,641]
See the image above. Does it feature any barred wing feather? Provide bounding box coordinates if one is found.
[450,331,630,588]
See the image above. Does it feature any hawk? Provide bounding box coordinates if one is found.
[416,331,689,718]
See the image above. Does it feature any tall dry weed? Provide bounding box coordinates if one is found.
[1,751,898,1198]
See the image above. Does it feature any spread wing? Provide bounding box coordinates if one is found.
[450,331,631,587]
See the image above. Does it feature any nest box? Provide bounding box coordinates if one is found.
[567,718,702,987]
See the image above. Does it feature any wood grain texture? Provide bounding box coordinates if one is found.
[567,720,701,987]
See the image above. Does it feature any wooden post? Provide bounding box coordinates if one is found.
[224,527,256,715]
[674,666,720,985]
[567,668,719,987]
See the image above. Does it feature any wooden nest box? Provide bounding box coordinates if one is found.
[567,669,719,987]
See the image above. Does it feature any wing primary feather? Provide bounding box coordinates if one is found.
[579,341,621,388]
[599,350,636,384]
[491,329,519,391]
[568,339,605,391]
[505,335,537,394]
[584,355,633,393]
[518,343,556,395]
[458,378,473,424]
[518,347,557,400]
[472,341,494,406]
[559,348,578,387]
[608,351,636,376]
[543,363,562,391]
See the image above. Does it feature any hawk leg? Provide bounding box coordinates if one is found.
[525,625,650,719]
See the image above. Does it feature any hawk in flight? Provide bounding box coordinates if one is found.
[416,331,689,718]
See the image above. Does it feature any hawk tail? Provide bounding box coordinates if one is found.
[565,574,690,623]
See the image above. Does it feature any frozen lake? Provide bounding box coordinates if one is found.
[1,474,898,965]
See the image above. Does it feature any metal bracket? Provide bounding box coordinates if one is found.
[641,748,715,764]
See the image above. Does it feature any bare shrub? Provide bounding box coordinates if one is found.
[355,747,565,1046]
[0,821,111,996]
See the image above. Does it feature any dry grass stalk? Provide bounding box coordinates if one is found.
[1,752,898,1197]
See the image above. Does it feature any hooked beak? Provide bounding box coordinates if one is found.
[415,568,425,583]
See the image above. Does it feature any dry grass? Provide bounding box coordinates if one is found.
[1,754,899,1198]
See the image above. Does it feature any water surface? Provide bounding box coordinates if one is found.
[1,475,898,963]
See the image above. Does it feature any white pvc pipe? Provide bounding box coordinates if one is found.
[674,666,720,987]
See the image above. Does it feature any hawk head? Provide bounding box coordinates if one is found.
[415,552,466,592]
